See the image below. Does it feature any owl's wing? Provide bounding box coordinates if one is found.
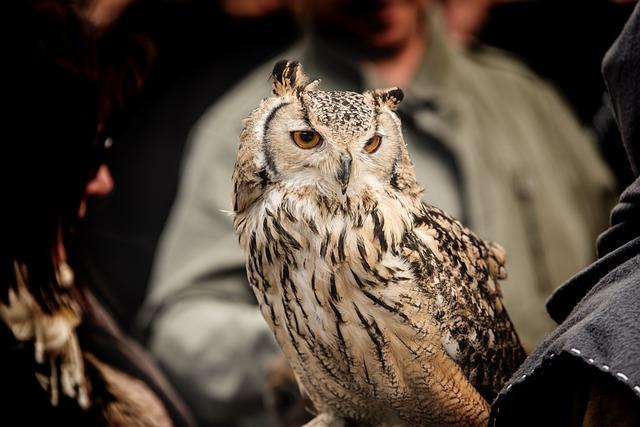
[403,202,526,401]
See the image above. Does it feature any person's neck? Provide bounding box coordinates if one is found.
[363,27,426,88]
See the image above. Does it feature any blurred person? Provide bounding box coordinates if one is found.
[137,0,615,424]
[492,3,640,424]
[0,1,194,425]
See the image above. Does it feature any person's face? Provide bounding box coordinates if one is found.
[307,0,427,54]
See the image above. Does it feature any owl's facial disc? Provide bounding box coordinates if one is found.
[258,84,406,200]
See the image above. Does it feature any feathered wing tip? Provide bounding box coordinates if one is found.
[0,261,89,409]
[486,241,508,281]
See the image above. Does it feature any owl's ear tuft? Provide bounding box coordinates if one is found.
[367,87,404,111]
[271,60,309,96]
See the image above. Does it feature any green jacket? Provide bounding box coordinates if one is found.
[136,12,615,425]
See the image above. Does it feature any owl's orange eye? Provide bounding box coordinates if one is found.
[291,130,322,149]
[364,135,382,154]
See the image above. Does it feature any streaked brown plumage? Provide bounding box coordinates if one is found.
[232,60,526,426]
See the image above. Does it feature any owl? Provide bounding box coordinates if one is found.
[232,60,526,427]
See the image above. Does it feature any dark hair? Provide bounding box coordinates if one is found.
[0,0,156,313]
[1,0,105,311]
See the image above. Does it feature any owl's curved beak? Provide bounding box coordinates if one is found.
[337,152,352,195]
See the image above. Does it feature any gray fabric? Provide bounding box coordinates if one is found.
[603,3,640,177]
[491,5,640,424]
[136,9,615,425]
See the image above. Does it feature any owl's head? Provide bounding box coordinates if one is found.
[233,60,420,214]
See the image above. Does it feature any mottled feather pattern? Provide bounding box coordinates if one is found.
[233,61,525,426]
